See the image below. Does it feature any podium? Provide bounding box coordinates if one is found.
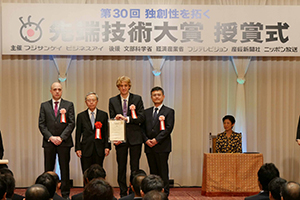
[201,153,263,196]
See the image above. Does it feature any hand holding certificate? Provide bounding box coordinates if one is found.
[109,119,126,142]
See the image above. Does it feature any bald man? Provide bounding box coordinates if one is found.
[39,82,75,199]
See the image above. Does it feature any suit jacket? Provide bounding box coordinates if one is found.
[75,108,111,157]
[109,93,145,145]
[11,193,24,200]
[119,193,135,200]
[0,131,3,159]
[71,192,117,200]
[244,191,269,200]
[39,99,75,148]
[142,105,175,153]
[296,115,300,140]
[53,193,65,200]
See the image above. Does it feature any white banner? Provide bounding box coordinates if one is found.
[1,3,299,56]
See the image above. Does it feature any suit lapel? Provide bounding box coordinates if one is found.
[84,109,93,130]
[48,99,58,119]
[115,95,123,114]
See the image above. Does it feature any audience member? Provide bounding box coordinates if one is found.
[83,178,113,200]
[268,177,287,200]
[46,171,65,200]
[245,163,279,200]
[0,176,6,200]
[120,169,147,200]
[25,184,50,200]
[141,175,164,197]
[35,173,57,199]
[71,164,116,200]
[281,181,300,200]
[143,190,167,200]
[1,174,14,200]
[0,168,23,200]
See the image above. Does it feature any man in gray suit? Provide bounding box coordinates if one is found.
[39,82,75,199]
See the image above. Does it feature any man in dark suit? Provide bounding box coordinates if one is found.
[109,76,145,197]
[142,87,174,196]
[39,82,75,199]
[245,163,280,200]
[75,92,110,174]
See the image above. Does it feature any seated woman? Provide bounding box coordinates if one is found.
[215,115,242,153]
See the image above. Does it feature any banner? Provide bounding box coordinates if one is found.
[1,3,299,56]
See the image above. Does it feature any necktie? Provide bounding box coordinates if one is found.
[54,102,59,117]
[153,107,158,124]
[123,99,127,117]
[91,112,95,129]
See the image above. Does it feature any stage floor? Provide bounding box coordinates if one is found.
[15,187,248,199]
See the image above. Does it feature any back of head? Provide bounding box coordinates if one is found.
[46,171,59,187]
[1,174,15,198]
[0,168,13,176]
[268,177,287,200]
[143,190,168,200]
[83,178,113,200]
[130,169,147,184]
[141,175,164,194]
[84,164,106,182]
[132,175,146,196]
[0,176,7,200]
[281,181,300,200]
[258,163,280,191]
[25,184,50,200]
[35,173,56,198]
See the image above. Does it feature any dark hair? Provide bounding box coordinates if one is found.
[46,171,59,186]
[84,164,106,182]
[222,115,236,124]
[83,178,113,200]
[151,87,164,95]
[25,184,50,200]
[130,169,147,183]
[0,176,7,199]
[268,177,287,200]
[35,173,56,198]
[258,163,280,191]
[282,181,300,200]
[141,174,164,194]
[0,168,13,176]
[1,174,15,198]
[143,190,168,200]
[132,175,146,196]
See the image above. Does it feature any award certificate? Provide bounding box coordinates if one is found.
[109,119,126,141]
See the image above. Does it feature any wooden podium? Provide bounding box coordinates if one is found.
[202,153,263,196]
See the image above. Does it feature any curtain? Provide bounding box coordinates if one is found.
[2,0,300,187]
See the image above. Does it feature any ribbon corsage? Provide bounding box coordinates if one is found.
[130,104,137,119]
[159,115,165,130]
[60,108,66,123]
[95,122,102,139]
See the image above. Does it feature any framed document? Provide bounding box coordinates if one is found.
[109,119,126,142]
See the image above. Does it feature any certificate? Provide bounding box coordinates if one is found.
[109,119,126,141]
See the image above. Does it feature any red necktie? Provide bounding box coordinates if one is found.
[54,102,59,117]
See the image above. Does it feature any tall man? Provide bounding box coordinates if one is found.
[39,82,75,199]
[109,76,145,197]
[75,92,110,174]
[142,87,175,196]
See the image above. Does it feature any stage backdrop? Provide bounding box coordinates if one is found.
[1,0,300,189]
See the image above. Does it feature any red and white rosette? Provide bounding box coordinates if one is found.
[130,104,137,119]
[60,108,66,123]
[159,115,165,130]
[95,122,102,139]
